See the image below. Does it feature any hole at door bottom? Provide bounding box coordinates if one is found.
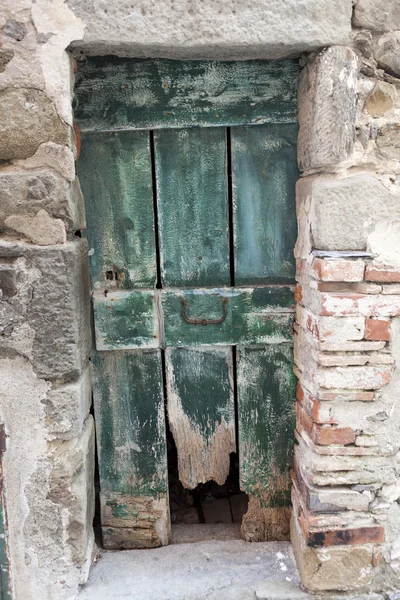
[167,426,248,536]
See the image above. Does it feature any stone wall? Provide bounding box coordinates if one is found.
[1,0,400,598]
[0,1,94,599]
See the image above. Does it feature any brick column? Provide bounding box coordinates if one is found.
[293,44,400,594]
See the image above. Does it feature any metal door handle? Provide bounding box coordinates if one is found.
[180,297,228,326]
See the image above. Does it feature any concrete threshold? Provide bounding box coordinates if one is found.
[78,527,385,600]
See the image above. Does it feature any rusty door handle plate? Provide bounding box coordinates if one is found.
[180,297,228,326]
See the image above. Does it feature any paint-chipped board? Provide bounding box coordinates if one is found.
[237,345,296,541]
[154,127,230,287]
[92,290,159,350]
[165,347,235,489]
[92,350,170,548]
[163,286,295,347]
[232,123,298,285]
[75,58,299,131]
[77,130,157,289]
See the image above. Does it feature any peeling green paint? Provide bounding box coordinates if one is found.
[155,127,230,287]
[77,130,157,290]
[237,344,296,505]
[166,347,235,488]
[75,58,299,131]
[163,286,294,347]
[92,290,159,350]
[232,123,299,285]
[77,57,299,546]
[92,350,168,499]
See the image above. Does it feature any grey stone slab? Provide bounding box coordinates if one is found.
[68,0,352,59]
[256,580,313,599]
[78,540,304,600]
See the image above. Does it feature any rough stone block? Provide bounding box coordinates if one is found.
[0,239,91,381]
[67,0,353,59]
[376,126,400,163]
[296,175,400,255]
[353,0,400,32]
[298,46,358,171]
[364,81,396,118]
[45,366,92,440]
[374,32,400,78]
[0,170,85,233]
[0,88,69,160]
[291,514,373,592]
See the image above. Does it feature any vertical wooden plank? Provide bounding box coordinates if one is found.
[155,127,230,287]
[232,123,298,285]
[77,131,157,289]
[165,347,235,489]
[92,350,170,549]
[237,344,296,541]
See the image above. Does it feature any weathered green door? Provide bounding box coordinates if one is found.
[76,58,298,548]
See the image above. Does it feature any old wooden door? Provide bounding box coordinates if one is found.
[76,58,299,549]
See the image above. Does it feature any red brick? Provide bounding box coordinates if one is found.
[296,381,305,403]
[292,484,385,547]
[318,281,382,294]
[317,390,375,401]
[296,403,356,446]
[294,284,303,304]
[312,258,365,282]
[313,425,356,446]
[296,402,313,438]
[306,526,384,547]
[321,293,400,317]
[366,264,400,283]
[365,319,391,341]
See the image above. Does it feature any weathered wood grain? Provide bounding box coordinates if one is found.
[77,131,156,289]
[163,286,295,347]
[92,290,159,350]
[92,350,170,548]
[155,127,230,287]
[232,123,298,285]
[165,347,235,489]
[237,345,296,541]
[75,58,299,131]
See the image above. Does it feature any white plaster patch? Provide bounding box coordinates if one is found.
[32,0,85,124]
[367,221,400,267]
